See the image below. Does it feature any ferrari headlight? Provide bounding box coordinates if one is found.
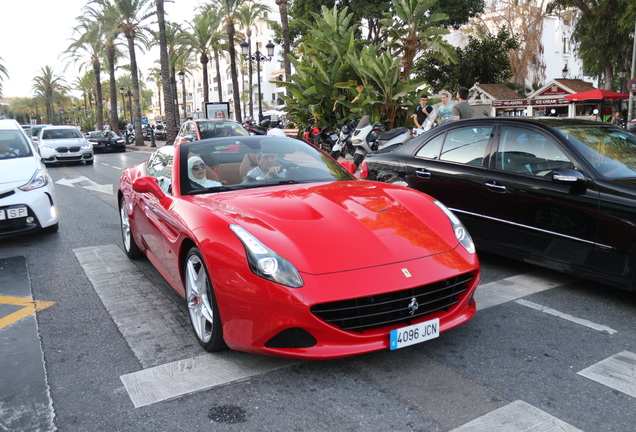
[19,169,49,191]
[433,200,475,254]
[230,225,304,287]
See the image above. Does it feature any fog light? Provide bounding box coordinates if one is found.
[26,216,35,224]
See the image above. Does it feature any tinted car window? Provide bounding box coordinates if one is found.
[415,133,444,159]
[495,125,573,176]
[440,126,492,165]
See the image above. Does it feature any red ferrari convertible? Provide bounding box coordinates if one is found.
[118,135,480,359]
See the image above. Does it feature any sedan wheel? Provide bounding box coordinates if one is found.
[119,197,142,259]
[184,248,226,352]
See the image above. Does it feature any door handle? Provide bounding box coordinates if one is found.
[415,169,431,178]
[485,181,507,192]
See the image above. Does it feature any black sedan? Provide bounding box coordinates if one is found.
[363,117,636,290]
[86,130,127,153]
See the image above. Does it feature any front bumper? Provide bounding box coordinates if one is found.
[40,147,93,164]
[0,187,58,238]
[212,248,480,359]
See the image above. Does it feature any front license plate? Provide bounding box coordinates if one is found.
[0,206,28,220]
[389,318,439,350]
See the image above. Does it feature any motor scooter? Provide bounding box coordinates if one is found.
[351,115,413,168]
[329,118,358,160]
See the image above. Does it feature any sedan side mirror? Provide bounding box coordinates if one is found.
[552,168,585,184]
[552,169,587,193]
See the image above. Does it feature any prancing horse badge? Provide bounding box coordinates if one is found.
[401,268,412,278]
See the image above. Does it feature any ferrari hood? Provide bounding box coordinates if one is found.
[197,181,459,274]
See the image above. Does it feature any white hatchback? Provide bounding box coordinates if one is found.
[38,125,94,165]
[0,119,59,237]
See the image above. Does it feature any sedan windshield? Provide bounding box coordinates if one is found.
[180,136,354,195]
[556,125,636,180]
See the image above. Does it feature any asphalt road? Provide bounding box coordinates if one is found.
[1,148,635,432]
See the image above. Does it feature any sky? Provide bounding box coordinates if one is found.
[1,0,202,98]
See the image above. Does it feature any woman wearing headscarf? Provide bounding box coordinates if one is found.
[188,156,222,188]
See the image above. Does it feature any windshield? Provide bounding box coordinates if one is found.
[556,125,636,180]
[0,130,34,159]
[88,131,119,139]
[42,128,83,140]
[179,136,354,195]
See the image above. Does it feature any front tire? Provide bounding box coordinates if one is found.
[184,248,226,352]
[119,197,143,259]
[353,152,365,169]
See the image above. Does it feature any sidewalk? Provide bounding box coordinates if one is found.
[126,140,167,151]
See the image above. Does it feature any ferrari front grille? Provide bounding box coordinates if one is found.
[310,273,475,331]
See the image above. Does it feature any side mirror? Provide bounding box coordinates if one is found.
[552,169,587,192]
[132,176,166,200]
[552,169,585,184]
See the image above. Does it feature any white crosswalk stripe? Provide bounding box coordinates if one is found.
[578,351,636,399]
[450,400,583,432]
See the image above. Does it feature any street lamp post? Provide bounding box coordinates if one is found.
[240,40,275,123]
[562,64,569,79]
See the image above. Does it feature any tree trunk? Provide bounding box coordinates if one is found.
[126,35,143,146]
[107,45,119,133]
[93,64,104,130]
[202,53,210,107]
[214,49,223,103]
[156,0,177,144]
[227,21,242,122]
[276,0,292,98]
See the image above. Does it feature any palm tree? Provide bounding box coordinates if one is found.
[85,1,126,133]
[215,0,246,122]
[65,16,106,130]
[148,66,163,118]
[94,0,155,145]
[0,57,9,98]
[32,66,68,123]
[155,20,189,131]
[200,4,229,105]
[236,1,270,120]
[154,0,177,143]
[181,13,216,111]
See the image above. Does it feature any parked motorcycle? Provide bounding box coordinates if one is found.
[304,124,338,153]
[245,119,282,135]
[329,118,358,160]
[351,115,413,168]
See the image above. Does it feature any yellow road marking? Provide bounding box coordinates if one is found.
[0,296,55,330]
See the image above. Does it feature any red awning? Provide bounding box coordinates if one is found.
[564,89,629,101]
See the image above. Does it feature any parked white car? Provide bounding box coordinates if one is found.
[38,125,94,165]
[0,119,58,237]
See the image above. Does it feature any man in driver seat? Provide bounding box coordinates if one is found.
[244,152,287,181]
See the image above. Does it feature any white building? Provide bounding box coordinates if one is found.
[446,0,594,90]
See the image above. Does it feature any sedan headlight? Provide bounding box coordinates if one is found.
[230,225,304,287]
[19,169,49,191]
[433,200,475,254]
